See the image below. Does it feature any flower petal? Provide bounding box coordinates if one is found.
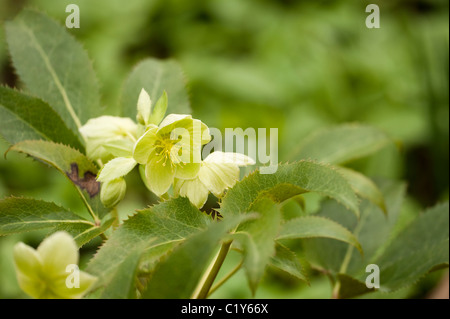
[100,178,127,208]
[175,162,201,180]
[37,232,79,278]
[136,88,152,125]
[133,126,158,164]
[157,114,193,136]
[51,270,97,299]
[199,162,240,197]
[79,116,138,140]
[145,156,176,196]
[97,157,137,182]
[204,151,255,166]
[13,242,42,281]
[174,178,209,208]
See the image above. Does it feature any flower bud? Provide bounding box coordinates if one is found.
[100,178,127,208]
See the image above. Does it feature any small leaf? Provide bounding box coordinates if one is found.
[337,167,387,215]
[121,58,191,120]
[277,216,362,254]
[0,86,84,151]
[9,140,109,218]
[0,197,93,236]
[220,160,360,218]
[291,124,391,164]
[5,9,101,136]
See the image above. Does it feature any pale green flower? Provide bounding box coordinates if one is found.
[79,116,138,162]
[133,114,211,196]
[13,231,97,299]
[174,151,255,208]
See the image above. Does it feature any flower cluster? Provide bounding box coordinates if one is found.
[80,89,254,208]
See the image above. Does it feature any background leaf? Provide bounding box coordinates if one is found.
[290,124,391,164]
[120,58,191,120]
[5,9,101,135]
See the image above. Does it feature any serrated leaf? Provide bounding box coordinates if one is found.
[233,198,281,294]
[121,58,191,120]
[269,243,310,283]
[87,197,210,289]
[220,160,360,218]
[0,86,84,151]
[337,167,387,215]
[277,216,362,254]
[5,9,101,136]
[141,214,249,299]
[371,202,449,292]
[0,197,93,236]
[9,140,109,218]
[291,124,391,164]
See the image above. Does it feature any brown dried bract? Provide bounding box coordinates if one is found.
[66,163,100,197]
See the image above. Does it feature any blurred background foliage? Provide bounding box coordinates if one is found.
[0,0,448,298]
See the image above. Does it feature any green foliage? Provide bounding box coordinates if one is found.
[291,124,391,164]
[5,9,101,136]
[0,86,84,151]
[0,5,447,300]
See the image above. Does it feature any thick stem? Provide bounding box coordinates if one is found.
[194,241,232,299]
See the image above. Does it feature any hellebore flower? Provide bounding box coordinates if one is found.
[13,231,97,299]
[133,114,211,196]
[174,151,255,208]
[79,116,138,162]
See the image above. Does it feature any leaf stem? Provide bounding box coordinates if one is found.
[207,258,243,297]
[193,241,232,299]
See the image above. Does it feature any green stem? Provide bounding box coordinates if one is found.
[193,241,232,299]
[207,259,243,298]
